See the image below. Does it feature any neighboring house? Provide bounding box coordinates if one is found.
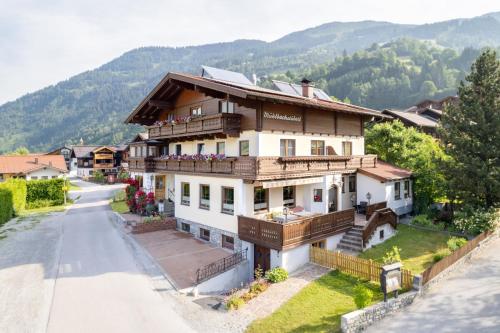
[71,145,127,178]
[382,96,458,136]
[126,66,412,278]
[47,146,76,176]
[0,155,68,181]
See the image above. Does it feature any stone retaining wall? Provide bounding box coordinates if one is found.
[341,291,418,333]
[131,218,176,234]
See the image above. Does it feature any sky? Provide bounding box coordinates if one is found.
[0,0,499,104]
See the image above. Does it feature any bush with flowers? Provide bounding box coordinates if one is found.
[125,178,140,213]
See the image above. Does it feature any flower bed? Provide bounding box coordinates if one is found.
[157,153,226,161]
[130,215,176,234]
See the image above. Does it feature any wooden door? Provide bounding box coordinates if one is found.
[155,175,166,200]
[254,245,271,273]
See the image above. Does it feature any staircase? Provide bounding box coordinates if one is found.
[337,225,364,254]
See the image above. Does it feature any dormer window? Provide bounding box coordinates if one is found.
[219,100,234,114]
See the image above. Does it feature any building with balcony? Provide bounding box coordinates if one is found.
[125,67,413,276]
[71,145,127,178]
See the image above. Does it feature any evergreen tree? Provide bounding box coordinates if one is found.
[439,49,500,208]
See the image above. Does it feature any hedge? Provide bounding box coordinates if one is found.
[26,178,65,206]
[0,179,27,215]
[0,188,13,225]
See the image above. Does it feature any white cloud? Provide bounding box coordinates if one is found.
[0,0,499,104]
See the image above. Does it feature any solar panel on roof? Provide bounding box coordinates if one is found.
[201,66,254,86]
[271,80,332,101]
[313,89,332,101]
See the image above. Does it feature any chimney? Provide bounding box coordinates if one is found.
[49,161,53,167]
[301,78,314,98]
[34,157,38,164]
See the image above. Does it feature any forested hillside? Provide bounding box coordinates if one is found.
[1,12,500,153]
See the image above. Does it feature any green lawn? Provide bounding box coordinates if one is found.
[110,200,129,214]
[359,224,450,273]
[246,271,383,333]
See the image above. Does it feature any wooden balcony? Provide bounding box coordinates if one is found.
[238,208,355,250]
[148,113,242,140]
[128,157,155,173]
[93,163,114,169]
[129,155,378,180]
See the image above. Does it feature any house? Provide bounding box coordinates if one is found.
[382,96,458,136]
[47,146,77,176]
[125,67,412,279]
[0,155,68,181]
[71,145,127,178]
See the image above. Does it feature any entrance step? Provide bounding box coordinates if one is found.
[336,226,365,254]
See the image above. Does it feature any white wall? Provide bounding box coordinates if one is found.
[27,168,65,180]
[384,179,413,215]
[365,224,396,250]
[326,233,344,251]
[174,175,244,234]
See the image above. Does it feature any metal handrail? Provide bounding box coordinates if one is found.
[195,248,248,284]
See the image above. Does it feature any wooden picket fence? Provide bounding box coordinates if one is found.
[310,246,414,289]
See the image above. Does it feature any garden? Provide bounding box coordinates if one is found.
[0,178,69,225]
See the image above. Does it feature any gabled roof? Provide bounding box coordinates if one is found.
[382,109,437,128]
[358,161,412,182]
[71,146,100,158]
[93,146,116,153]
[0,155,68,175]
[272,80,332,101]
[126,71,390,125]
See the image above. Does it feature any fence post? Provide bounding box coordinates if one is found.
[368,259,373,281]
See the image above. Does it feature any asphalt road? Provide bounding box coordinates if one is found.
[367,235,500,333]
[0,180,195,333]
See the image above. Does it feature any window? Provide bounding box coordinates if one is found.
[31,176,38,180]
[283,186,295,207]
[52,176,57,179]
[348,175,356,193]
[280,139,296,157]
[200,228,210,241]
[148,146,157,157]
[221,187,234,214]
[199,184,210,209]
[0,174,3,181]
[342,141,352,156]
[219,100,234,114]
[190,106,202,116]
[254,187,268,211]
[342,177,345,193]
[161,146,169,156]
[222,235,234,250]
[181,222,190,232]
[181,182,190,205]
[404,180,410,198]
[141,146,146,157]
[175,144,182,156]
[313,189,323,202]
[311,140,325,155]
[311,240,326,249]
[42,176,48,180]
[130,146,136,157]
[394,182,401,200]
[197,143,205,155]
[216,142,225,155]
[379,229,385,240]
[239,140,249,156]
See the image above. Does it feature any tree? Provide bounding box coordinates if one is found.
[7,147,30,155]
[439,49,500,208]
[366,121,449,211]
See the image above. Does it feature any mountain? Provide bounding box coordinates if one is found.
[1,12,500,153]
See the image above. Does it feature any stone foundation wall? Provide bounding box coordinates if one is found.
[176,217,242,251]
[341,291,418,333]
[131,218,176,234]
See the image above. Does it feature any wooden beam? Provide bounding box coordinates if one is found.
[148,100,173,109]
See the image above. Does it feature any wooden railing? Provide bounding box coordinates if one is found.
[421,230,493,285]
[129,155,378,181]
[310,246,414,289]
[148,113,242,139]
[366,201,387,220]
[362,207,398,247]
[238,208,355,250]
[195,248,248,284]
[93,163,114,169]
[128,157,155,172]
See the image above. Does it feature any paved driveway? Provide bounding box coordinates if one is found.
[367,235,500,333]
[0,180,196,333]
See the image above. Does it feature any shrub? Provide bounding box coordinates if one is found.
[249,282,268,294]
[143,215,163,223]
[226,296,245,310]
[117,170,129,182]
[26,199,57,209]
[265,267,288,283]
[93,170,105,183]
[382,246,402,265]
[26,178,64,206]
[353,284,373,309]
[0,178,27,215]
[453,208,499,236]
[125,178,139,212]
[412,214,434,228]
[447,237,468,251]
[113,190,126,202]
[433,248,452,263]
[0,188,13,225]
[254,265,264,281]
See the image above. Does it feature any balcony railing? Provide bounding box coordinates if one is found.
[93,163,114,169]
[127,155,378,180]
[238,208,355,250]
[148,113,242,140]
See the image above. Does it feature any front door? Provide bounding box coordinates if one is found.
[254,245,271,273]
[155,175,166,200]
[328,185,337,212]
